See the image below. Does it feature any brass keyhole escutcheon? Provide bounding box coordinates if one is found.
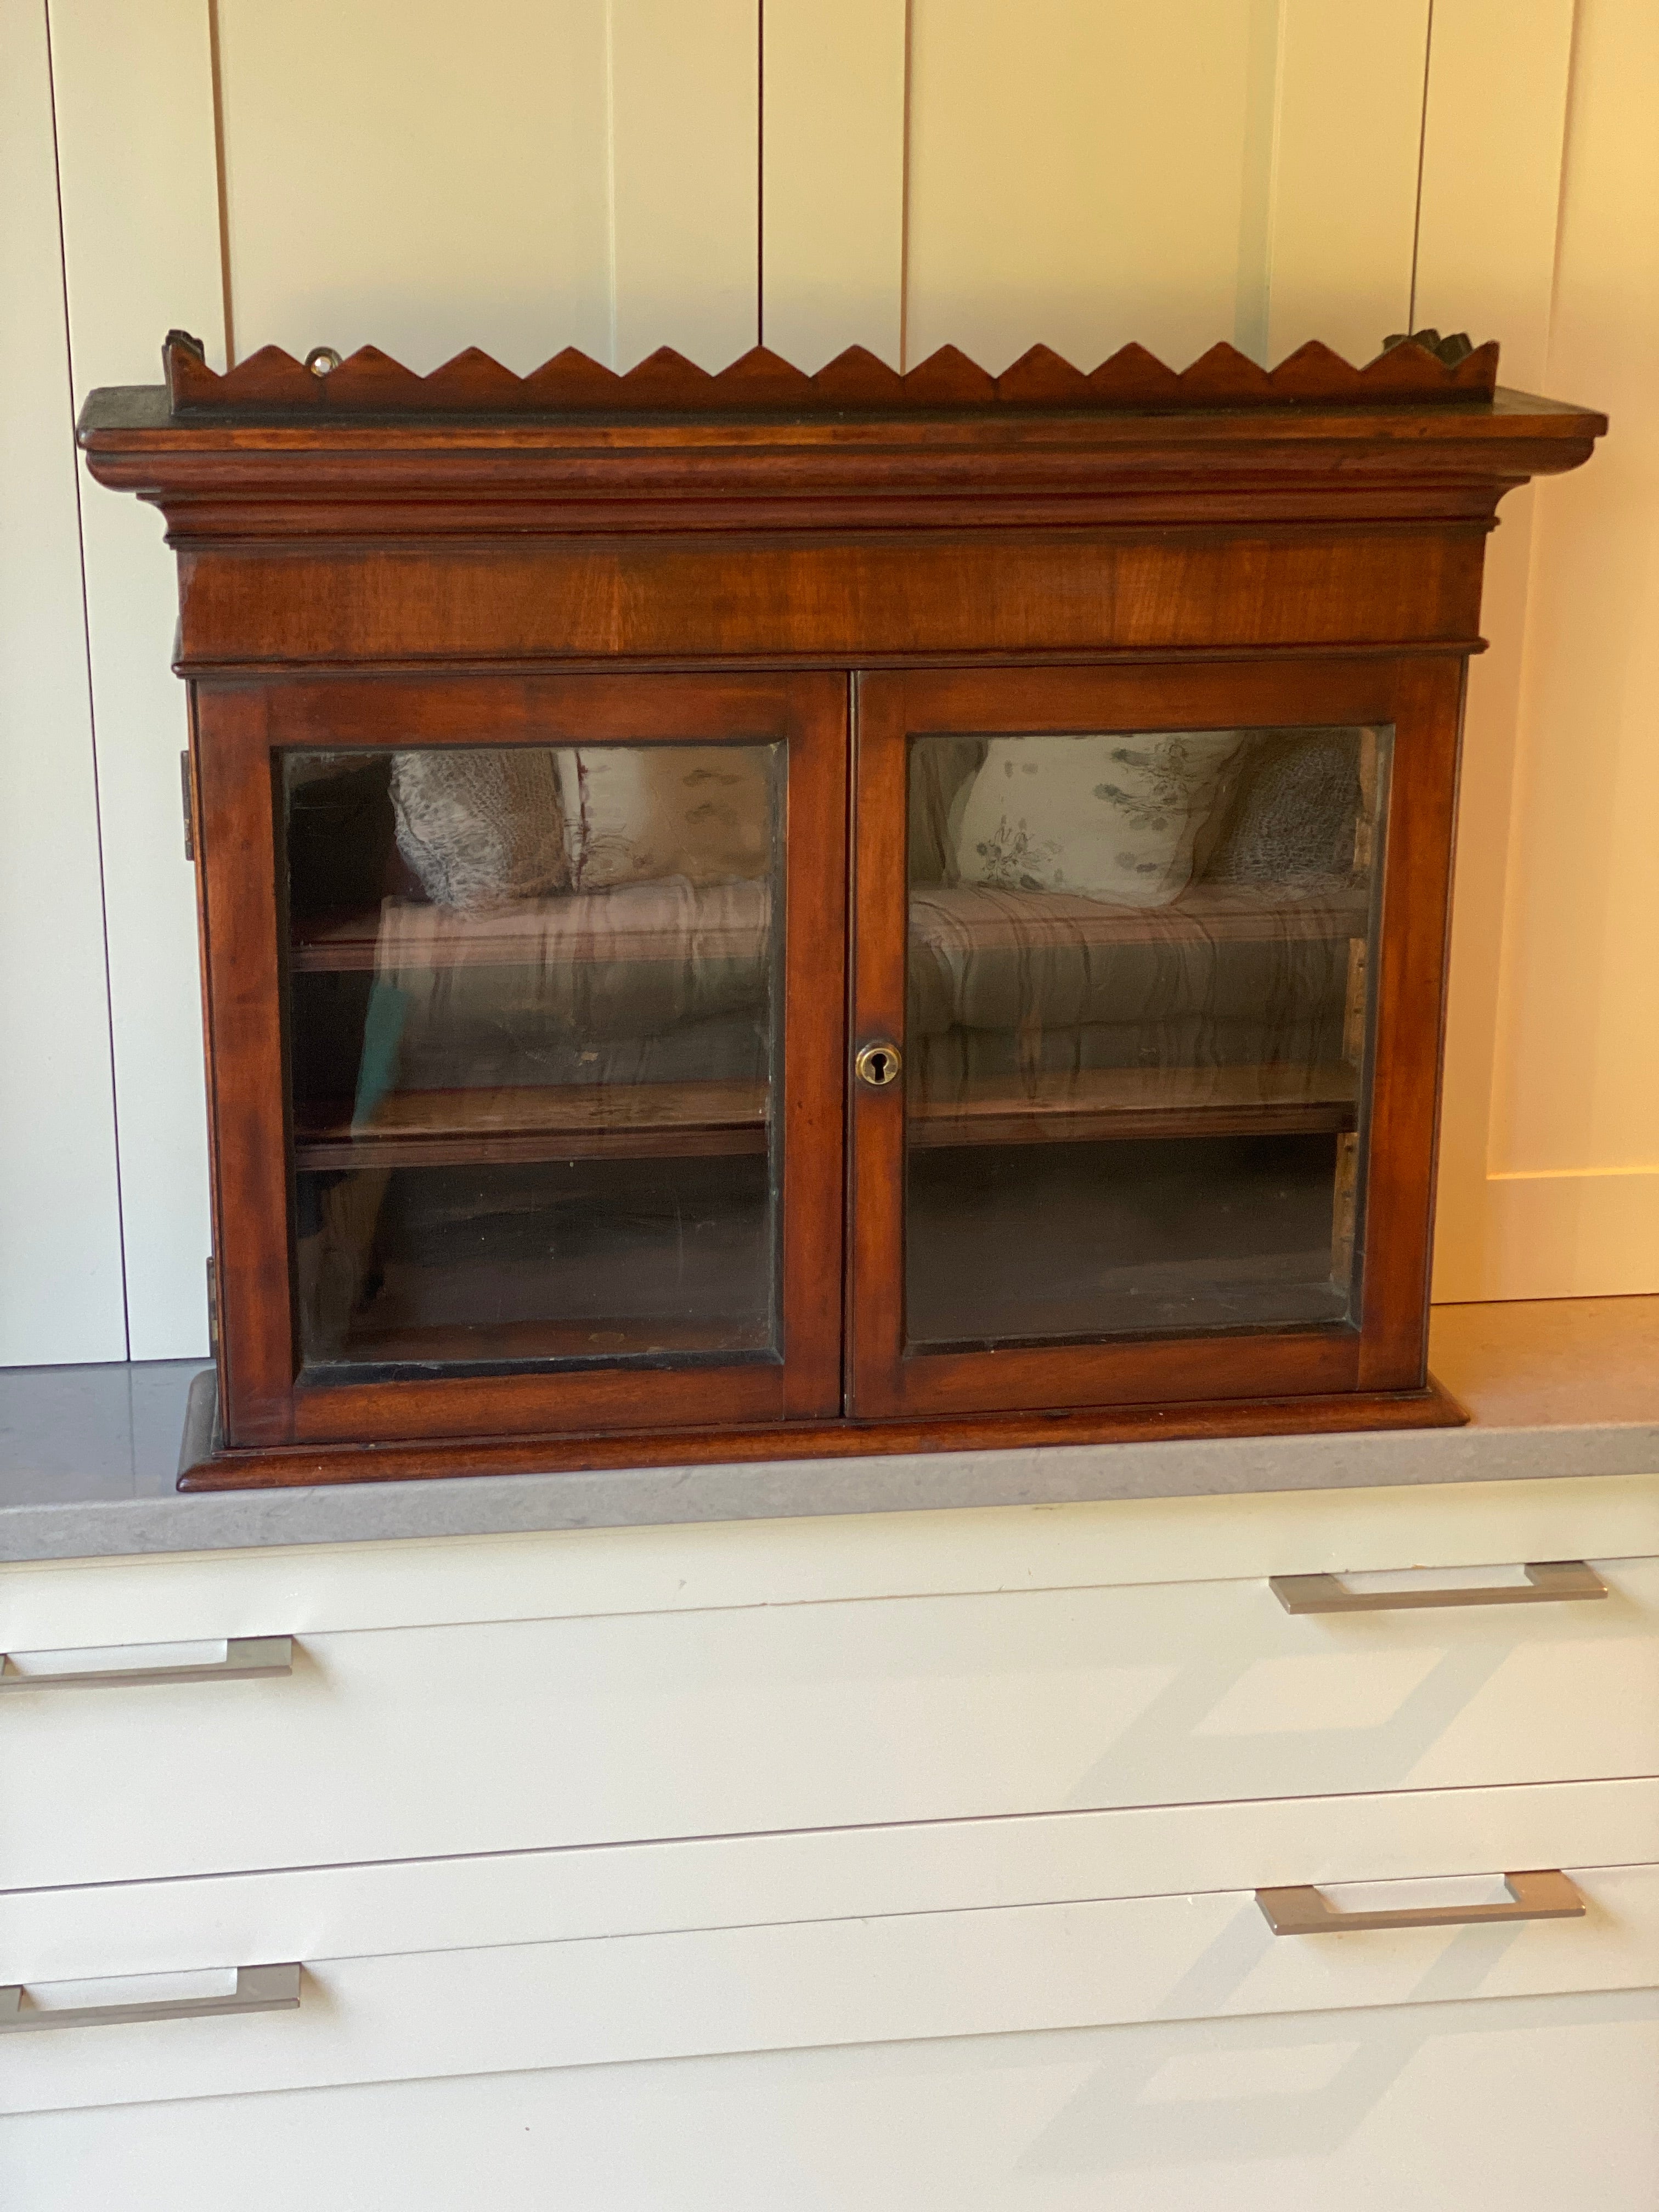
[856,1041,902,1088]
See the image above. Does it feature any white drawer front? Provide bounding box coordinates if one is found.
[3,1860,1657,2121]
[5,1472,1657,1649]
[3,1558,1656,1886]
[5,1778,1656,1985]
[9,1990,1657,2212]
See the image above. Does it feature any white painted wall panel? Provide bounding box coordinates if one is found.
[46,0,224,1362]
[1262,0,1432,365]
[610,0,759,371]
[1413,0,1577,372]
[1480,0,1659,1291]
[905,1,1255,373]
[760,0,906,370]
[13,0,1650,1351]
[0,0,126,1365]
[215,0,612,373]
[1412,0,1579,1300]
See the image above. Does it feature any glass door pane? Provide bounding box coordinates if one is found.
[283,741,781,1380]
[904,724,1388,1349]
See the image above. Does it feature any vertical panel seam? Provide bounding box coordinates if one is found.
[603,0,619,369]
[1486,0,1589,1192]
[1266,0,1288,355]
[898,0,913,371]
[1237,0,1288,363]
[40,0,131,1361]
[756,0,765,348]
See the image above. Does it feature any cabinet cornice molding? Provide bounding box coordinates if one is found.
[77,334,1602,557]
[149,329,1504,420]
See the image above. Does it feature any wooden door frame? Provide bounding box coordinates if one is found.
[197,669,848,1448]
[847,657,1463,1420]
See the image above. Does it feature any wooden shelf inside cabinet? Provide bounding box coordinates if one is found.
[909,882,1375,956]
[909,1063,1360,1149]
[291,890,771,976]
[308,1313,775,1371]
[294,883,1369,982]
[292,1082,771,1170]
[292,1061,1358,1174]
[291,911,402,974]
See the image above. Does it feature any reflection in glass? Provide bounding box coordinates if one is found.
[905,725,1388,1348]
[283,743,781,1378]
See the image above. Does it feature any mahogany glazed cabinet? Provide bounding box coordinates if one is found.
[78,331,1604,1489]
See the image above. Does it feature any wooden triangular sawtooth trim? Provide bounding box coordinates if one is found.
[161,331,1500,419]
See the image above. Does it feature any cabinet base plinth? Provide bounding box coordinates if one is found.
[178,1370,1467,1492]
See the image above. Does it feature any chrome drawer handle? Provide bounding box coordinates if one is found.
[0,1963,301,2034]
[1257,1868,1585,1936]
[1269,1560,1607,1614]
[0,1635,293,1691]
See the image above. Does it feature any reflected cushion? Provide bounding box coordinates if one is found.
[555,746,773,890]
[390,749,569,910]
[954,731,1244,907]
[1203,730,1365,887]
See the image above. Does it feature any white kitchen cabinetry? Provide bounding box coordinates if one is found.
[8,1991,1658,2212]
[4,1555,1656,1891]
[2,1473,1656,2205]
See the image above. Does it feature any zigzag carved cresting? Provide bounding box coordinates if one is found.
[162,331,1499,420]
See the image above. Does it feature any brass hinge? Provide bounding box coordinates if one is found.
[206,1256,219,1355]
[180,751,196,862]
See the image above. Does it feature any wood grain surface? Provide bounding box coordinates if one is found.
[78,359,1602,1476]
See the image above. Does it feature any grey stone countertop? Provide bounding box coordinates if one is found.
[1,1297,1655,1564]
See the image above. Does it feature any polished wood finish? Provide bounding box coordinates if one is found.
[849,658,1453,1419]
[193,685,294,1447]
[908,1063,1359,1150]
[198,671,846,1448]
[292,1059,1353,1174]
[292,1081,771,1171]
[170,532,1494,671]
[160,328,1502,419]
[176,1367,1469,1490]
[77,340,1605,1485]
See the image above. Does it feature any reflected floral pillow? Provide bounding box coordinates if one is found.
[953,731,1244,907]
[555,746,773,890]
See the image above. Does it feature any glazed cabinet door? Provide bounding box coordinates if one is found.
[848,661,1461,1420]
[196,673,847,1447]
